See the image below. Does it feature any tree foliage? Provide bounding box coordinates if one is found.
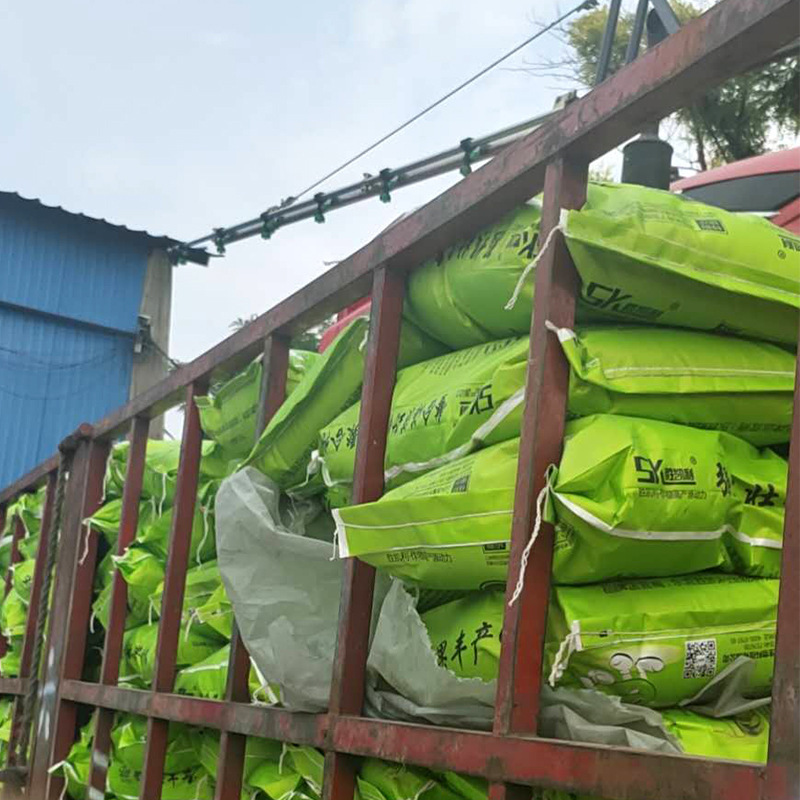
[526,1,799,169]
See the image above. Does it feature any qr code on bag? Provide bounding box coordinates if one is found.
[684,638,717,679]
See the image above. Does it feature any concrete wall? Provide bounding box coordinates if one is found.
[130,248,173,438]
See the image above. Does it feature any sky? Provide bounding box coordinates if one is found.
[0,0,690,433]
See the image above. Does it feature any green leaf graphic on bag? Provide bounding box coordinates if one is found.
[405,201,542,348]
[196,349,320,460]
[246,317,446,492]
[555,324,796,446]
[318,337,528,506]
[545,573,778,708]
[551,414,787,583]
[565,182,800,344]
[335,439,519,590]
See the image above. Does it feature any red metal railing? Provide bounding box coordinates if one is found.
[0,1,798,797]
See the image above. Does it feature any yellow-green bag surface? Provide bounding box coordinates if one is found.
[405,201,542,349]
[335,439,518,590]
[245,317,446,492]
[195,349,320,460]
[661,706,770,763]
[556,324,796,445]
[421,590,504,681]
[546,573,778,708]
[318,337,528,506]
[551,414,787,584]
[566,182,800,344]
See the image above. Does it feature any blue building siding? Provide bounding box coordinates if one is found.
[0,197,153,486]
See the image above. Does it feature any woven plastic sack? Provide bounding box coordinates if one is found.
[52,719,95,800]
[335,439,519,590]
[555,324,797,446]
[137,498,215,565]
[405,201,542,348]
[118,622,221,689]
[245,317,446,492]
[112,544,165,626]
[216,468,388,712]
[196,349,320,460]
[565,182,800,344]
[359,759,463,800]
[546,573,778,708]
[112,715,197,773]
[174,644,278,704]
[108,761,212,800]
[194,584,233,641]
[1,588,27,639]
[550,414,787,583]
[421,590,504,682]
[0,698,11,765]
[1,490,44,538]
[317,337,529,506]
[16,534,39,562]
[662,706,770,763]
[104,440,230,508]
[11,558,35,604]
[150,560,227,644]
[191,728,302,798]
[0,636,21,677]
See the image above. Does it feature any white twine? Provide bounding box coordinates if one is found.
[507,466,556,608]
[548,621,582,687]
[411,780,437,800]
[78,525,93,566]
[158,471,168,517]
[197,504,211,566]
[504,222,564,311]
[278,742,289,775]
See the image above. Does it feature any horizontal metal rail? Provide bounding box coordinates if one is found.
[0,1,797,798]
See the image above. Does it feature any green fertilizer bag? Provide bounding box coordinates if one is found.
[112,715,198,774]
[137,499,216,565]
[11,558,35,604]
[545,573,778,708]
[194,583,233,641]
[555,324,797,446]
[195,349,320,460]
[359,759,464,800]
[661,706,770,763]
[191,729,302,799]
[52,719,94,800]
[16,533,39,562]
[335,438,520,590]
[112,544,165,626]
[405,201,542,348]
[550,414,787,583]
[564,182,800,344]
[174,644,278,704]
[85,498,156,548]
[108,761,212,800]
[318,337,529,506]
[421,590,504,681]
[1,588,27,639]
[119,622,220,690]
[0,637,21,677]
[150,560,228,644]
[105,440,229,508]
[245,317,446,492]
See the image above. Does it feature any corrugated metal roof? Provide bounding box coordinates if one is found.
[0,191,209,265]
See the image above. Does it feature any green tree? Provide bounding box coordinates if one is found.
[525,1,799,169]
[229,313,335,352]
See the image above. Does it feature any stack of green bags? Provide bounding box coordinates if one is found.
[330,182,798,771]
[0,485,46,677]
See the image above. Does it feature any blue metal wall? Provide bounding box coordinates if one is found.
[0,198,152,486]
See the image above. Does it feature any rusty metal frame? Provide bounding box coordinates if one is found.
[0,1,798,797]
